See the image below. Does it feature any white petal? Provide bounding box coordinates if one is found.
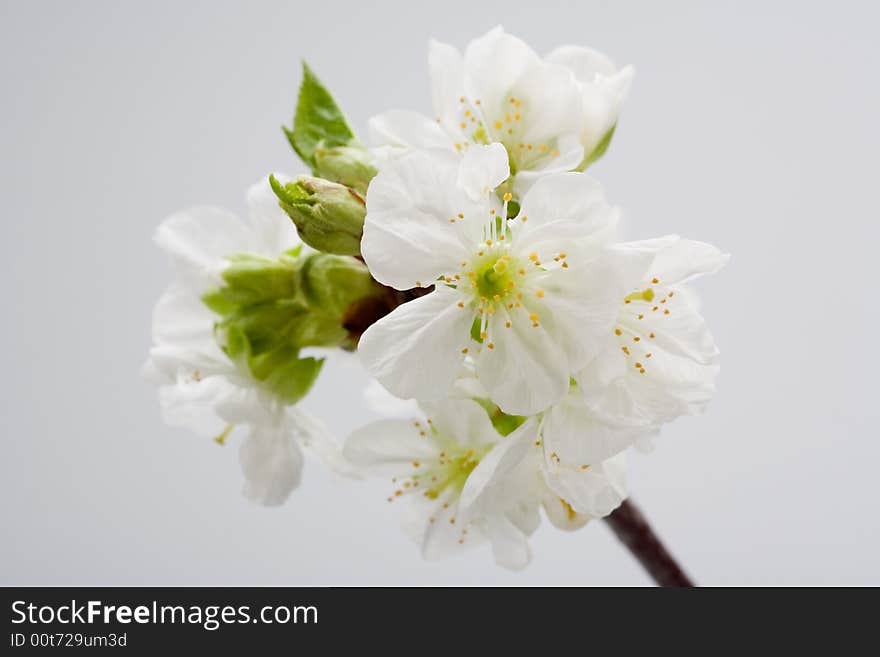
[646,238,730,285]
[516,172,617,249]
[247,175,300,255]
[541,390,651,464]
[476,306,569,415]
[546,45,620,80]
[512,134,584,196]
[362,149,477,289]
[416,493,482,561]
[497,60,583,147]
[153,282,225,358]
[363,379,420,418]
[486,514,532,571]
[456,143,510,201]
[542,491,591,531]
[428,38,466,132]
[368,109,452,151]
[358,287,473,401]
[156,372,233,437]
[154,207,252,287]
[543,451,628,517]
[239,422,304,506]
[532,252,633,372]
[459,417,540,519]
[286,407,353,477]
[579,66,634,157]
[419,398,499,448]
[463,26,541,118]
[344,418,440,477]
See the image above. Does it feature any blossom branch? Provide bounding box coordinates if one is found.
[604,499,694,587]
[351,285,694,586]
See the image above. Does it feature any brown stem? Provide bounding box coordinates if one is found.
[604,498,695,587]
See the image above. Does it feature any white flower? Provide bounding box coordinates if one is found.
[358,143,644,416]
[369,26,633,194]
[449,372,632,521]
[460,417,629,526]
[345,397,542,570]
[575,236,730,429]
[545,44,634,164]
[145,177,343,506]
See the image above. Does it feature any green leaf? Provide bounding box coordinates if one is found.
[284,62,356,168]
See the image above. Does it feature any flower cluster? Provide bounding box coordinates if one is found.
[146,27,727,569]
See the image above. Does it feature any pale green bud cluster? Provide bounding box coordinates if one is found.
[202,247,383,404]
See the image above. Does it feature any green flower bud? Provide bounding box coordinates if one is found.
[270,174,365,256]
[313,143,377,195]
[201,247,385,401]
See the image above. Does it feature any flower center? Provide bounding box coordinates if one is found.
[386,420,490,503]
[448,95,562,177]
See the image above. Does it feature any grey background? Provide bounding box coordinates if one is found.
[2,0,877,585]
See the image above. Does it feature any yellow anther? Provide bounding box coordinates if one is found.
[503,192,512,201]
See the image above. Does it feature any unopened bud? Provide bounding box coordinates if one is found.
[270,174,365,256]
[313,144,377,195]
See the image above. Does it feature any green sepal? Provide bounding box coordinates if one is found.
[472,397,527,436]
[581,124,617,169]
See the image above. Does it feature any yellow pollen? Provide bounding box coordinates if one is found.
[505,321,511,328]
[458,213,464,219]
[503,193,512,201]
[529,253,538,261]
[652,277,659,284]
[521,215,528,222]
[529,313,539,322]
[494,120,502,129]
[461,348,468,354]
[615,328,622,336]
[536,290,544,298]
[457,302,465,308]
[480,331,487,339]
[487,342,495,349]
